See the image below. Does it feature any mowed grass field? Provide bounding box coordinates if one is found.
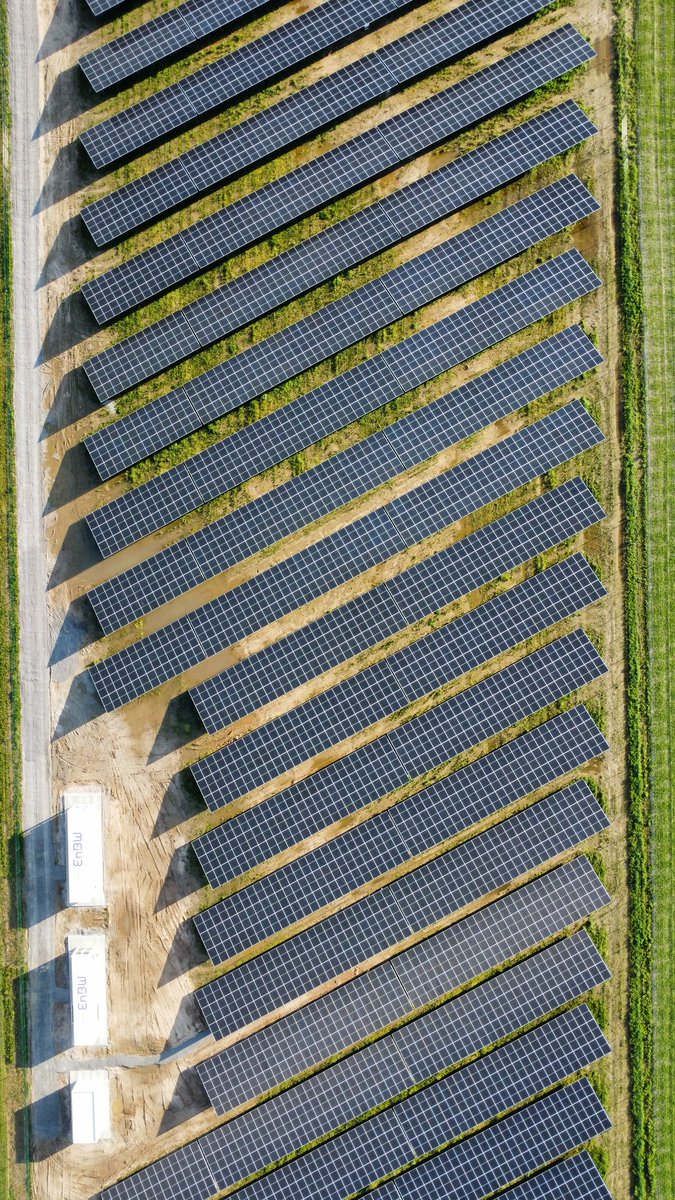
[637,0,675,1194]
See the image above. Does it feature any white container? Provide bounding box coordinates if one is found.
[64,791,105,908]
[70,1070,111,1143]
[67,933,108,1047]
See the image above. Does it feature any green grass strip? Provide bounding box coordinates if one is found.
[633,0,675,1194]
[614,0,654,1196]
[0,0,29,1194]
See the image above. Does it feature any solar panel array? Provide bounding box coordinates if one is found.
[82,101,598,324]
[193,779,608,1037]
[186,403,604,727]
[192,714,607,1019]
[194,699,607,888]
[85,250,601,540]
[81,0,407,93]
[85,318,602,589]
[228,1007,609,1200]
[191,628,607,969]
[81,24,595,245]
[186,478,607,806]
[76,0,616,1192]
[81,0,420,163]
[87,326,602,635]
[82,173,598,401]
[87,396,604,711]
[188,551,605,794]
[101,928,609,1200]
[195,856,610,1106]
[194,724,607,1036]
[372,1077,610,1200]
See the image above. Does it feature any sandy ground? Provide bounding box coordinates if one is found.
[7,0,632,1197]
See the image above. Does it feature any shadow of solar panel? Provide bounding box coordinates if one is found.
[192,627,608,960]
[82,172,598,403]
[83,101,598,324]
[227,1007,609,1200]
[189,476,606,810]
[193,778,608,1034]
[194,857,609,1110]
[86,248,601,553]
[87,327,602,639]
[81,23,595,245]
[193,700,606,890]
[188,401,604,731]
[87,398,604,712]
[375,1077,610,1200]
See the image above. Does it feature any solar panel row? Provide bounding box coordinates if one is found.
[372,1077,610,1200]
[195,856,610,1107]
[194,699,606,889]
[192,628,608,962]
[187,404,604,729]
[81,0,406,93]
[188,479,607,811]
[82,172,598,401]
[87,325,602,635]
[81,0,417,162]
[81,24,595,245]
[85,247,601,539]
[82,101,597,324]
[87,400,604,712]
[193,778,608,1039]
[101,928,609,1199]
[231,1007,609,1200]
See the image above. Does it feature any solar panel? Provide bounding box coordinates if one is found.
[86,247,601,543]
[82,173,598,401]
[201,936,600,1180]
[189,548,605,792]
[189,477,605,812]
[87,400,604,713]
[81,0,415,161]
[228,1007,609,1200]
[194,857,609,1108]
[241,1007,609,1200]
[193,779,608,1038]
[80,0,405,93]
[188,403,604,729]
[497,1153,613,1200]
[82,102,598,323]
[101,928,609,1199]
[85,0,127,14]
[373,1077,610,1200]
[81,24,595,245]
[194,700,607,889]
[192,628,608,959]
[87,325,602,635]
